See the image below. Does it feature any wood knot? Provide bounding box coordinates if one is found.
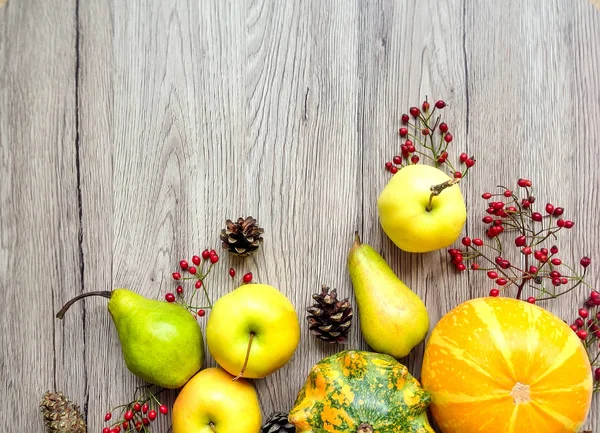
[510,382,531,404]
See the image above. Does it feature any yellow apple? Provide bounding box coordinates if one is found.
[172,367,261,433]
[378,164,466,252]
[206,283,300,379]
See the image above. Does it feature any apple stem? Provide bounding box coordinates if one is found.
[426,178,460,212]
[209,422,218,433]
[232,332,255,381]
[55,291,113,319]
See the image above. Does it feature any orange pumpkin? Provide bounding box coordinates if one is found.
[421,297,593,433]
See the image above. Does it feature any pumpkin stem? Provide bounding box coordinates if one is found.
[232,332,255,381]
[426,178,460,212]
[357,423,374,433]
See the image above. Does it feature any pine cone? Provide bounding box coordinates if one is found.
[260,412,296,433]
[220,216,264,257]
[40,391,86,433]
[306,285,353,344]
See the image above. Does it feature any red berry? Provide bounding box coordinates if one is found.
[531,212,543,222]
[576,329,588,340]
[595,368,600,381]
[409,106,420,117]
[540,248,548,256]
[229,268,236,278]
[103,428,110,433]
[517,178,532,188]
[197,309,206,317]
[575,318,585,328]
[473,238,483,247]
[553,207,564,216]
[470,263,480,270]
[179,260,189,270]
[581,257,591,268]
[209,249,217,256]
[422,128,430,135]
[422,101,430,111]
[390,166,398,174]
[529,265,538,274]
[465,158,475,168]
[411,155,420,164]
[556,218,565,227]
[437,156,447,164]
[141,404,148,414]
[124,411,134,421]
[399,127,408,137]
[243,272,253,283]
[143,418,150,426]
[482,216,493,224]
[385,161,392,170]
[550,258,562,266]
[489,289,500,297]
[545,203,554,214]
[193,255,202,265]
[401,114,409,123]
[527,297,536,304]
[406,143,416,153]
[110,429,119,433]
[148,410,157,421]
[393,155,402,165]
[210,254,219,264]
[452,254,463,263]
[579,308,589,319]
[521,199,531,208]
[172,272,181,280]
[550,245,559,254]
[176,285,183,295]
[133,403,142,412]
[560,277,568,285]
[444,133,453,143]
[570,324,578,332]
[454,171,462,179]
[522,247,532,255]
[487,271,498,279]
[195,280,202,289]
[461,237,471,247]
[482,192,492,199]
[188,266,197,275]
[104,413,112,422]
[515,235,526,247]
[549,271,561,279]
[159,405,168,415]
[496,278,507,286]
[441,123,450,133]
[564,220,574,229]
[165,293,175,303]
[456,263,467,271]
[552,278,561,287]
[435,100,446,109]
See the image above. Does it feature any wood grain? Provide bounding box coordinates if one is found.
[1,0,599,431]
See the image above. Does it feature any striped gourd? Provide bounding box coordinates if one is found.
[289,350,434,433]
[421,297,593,433]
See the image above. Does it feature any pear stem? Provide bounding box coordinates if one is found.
[232,332,255,381]
[354,231,361,244]
[426,178,460,212]
[357,423,374,433]
[55,291,112,319]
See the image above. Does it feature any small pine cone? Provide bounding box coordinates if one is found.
[306,285,353,344]
[40,391,86,433]
[260,412,295,433]
[220,216,264,257]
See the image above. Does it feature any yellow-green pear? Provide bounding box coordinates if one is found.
[56,288,204,389]
[348,233,429,358]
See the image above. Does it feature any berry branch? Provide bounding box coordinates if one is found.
[446,178,599,393]
[385,97,475,179]
[102,385,169,433]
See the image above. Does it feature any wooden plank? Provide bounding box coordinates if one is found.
[0,0,81,431]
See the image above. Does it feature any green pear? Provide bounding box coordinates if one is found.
[56,288,204,389]
[348,233,429,358]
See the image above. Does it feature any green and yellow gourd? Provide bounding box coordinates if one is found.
[289,350,434,433]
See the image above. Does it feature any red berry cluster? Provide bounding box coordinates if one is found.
[385,98,475,179]
[102,386,168,433]
[229,267,254,285]
[568,291,600,393]
[167,249,219,317]
[447,179,587,303]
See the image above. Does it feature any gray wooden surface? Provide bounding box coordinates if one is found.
[1,0,599,431]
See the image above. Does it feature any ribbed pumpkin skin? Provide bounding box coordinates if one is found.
[421,297,593,433]
[289,350,434,433]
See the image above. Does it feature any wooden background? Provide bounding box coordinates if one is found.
[1,0,599,431]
